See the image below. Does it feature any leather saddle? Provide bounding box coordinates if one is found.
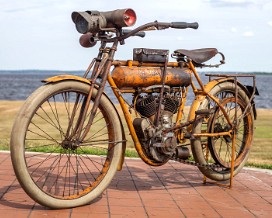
[173,48,224,67]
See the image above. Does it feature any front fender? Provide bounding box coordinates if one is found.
[42,74,91,85]
[42,74,127,171]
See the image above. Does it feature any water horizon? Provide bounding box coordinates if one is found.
[0,70,270,109]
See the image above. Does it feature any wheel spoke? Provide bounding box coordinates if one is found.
[208,95,252,169]
[12,86,119,202]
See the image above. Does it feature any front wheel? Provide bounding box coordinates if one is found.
[191,82,254,181]
[10,81,122,208]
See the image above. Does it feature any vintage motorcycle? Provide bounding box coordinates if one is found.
[10,9,257,208]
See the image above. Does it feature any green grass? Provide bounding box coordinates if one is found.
[25,145,140,157]
[125,149,139,158]
[0,139,9,150]
[254,127,272,138]
[1,100,271,169]
[245,162,272,170]
[1,143,139,159]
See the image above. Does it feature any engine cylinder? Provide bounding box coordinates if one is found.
[136,95,156,118]
[163,97,179,114]
[111,66,192,88]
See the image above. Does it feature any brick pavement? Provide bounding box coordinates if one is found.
[0,151,271,217]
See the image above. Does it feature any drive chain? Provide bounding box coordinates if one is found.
[171,156,224,170]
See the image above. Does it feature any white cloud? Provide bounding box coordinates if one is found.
[176,36,184,41]
[207,0,270,8]
[230,27,237,32]
[243,31,254,37]
[0,0,271,72]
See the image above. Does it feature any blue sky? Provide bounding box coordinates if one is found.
[0,0,272,72]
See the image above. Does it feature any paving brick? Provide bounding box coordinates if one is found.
[107,189,140,199]
[167,186,199,195]
[109,206,147,217]
[263,196,272,204]
[0,152,271,217]
[29,208,71,218]
[176,198,213,210]
[1,209,30,218]
[181,208,220,218]
[71,212,108,218]
[72,204,108,214]
[108,197,143,207]
[138,188,168,195]
[141,198,178,208]
[145,206,184,217]
[139,192,173,201]
[208,201,246,210]
[242,202,272,211]
[217,208,255,218]
[250,209,272,218]
[255,190,272,197]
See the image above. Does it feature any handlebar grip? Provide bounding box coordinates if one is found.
[122,29,146,38]
[135,31,146,38]
[171,22,199,29]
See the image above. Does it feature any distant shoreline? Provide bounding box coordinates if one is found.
[0,70,271,75]
[0,72,271,108]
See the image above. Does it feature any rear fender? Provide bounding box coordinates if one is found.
[188,77,258,128]
[43,74,127,171]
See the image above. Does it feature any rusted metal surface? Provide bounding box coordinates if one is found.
[206,73,257,120]
[112,60,180,67]
[11,9,259,209]
[107,71,164,166]
[81,19,256,187]
[133,48,169,63]
[42,74,91,84]
[192,131,232,138]
[111,66,192,88]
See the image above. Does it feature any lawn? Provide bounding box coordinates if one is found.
[0,100,271,168]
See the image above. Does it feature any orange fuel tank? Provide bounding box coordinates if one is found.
[111,66,192,88]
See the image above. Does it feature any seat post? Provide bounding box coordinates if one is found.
[188,60,206,92]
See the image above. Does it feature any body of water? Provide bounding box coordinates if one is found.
[0,71,270,108]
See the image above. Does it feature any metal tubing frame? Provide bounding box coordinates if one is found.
[107,69,163,166]
[108,59,256,175]
[76,37,256,185]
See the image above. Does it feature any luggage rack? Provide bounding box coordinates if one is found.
[206,73,257,119]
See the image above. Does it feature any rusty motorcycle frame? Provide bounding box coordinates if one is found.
[10,9,257,209]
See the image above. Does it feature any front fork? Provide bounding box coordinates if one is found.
[71,42,118,143]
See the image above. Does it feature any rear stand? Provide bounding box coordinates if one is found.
[202,73,256,188]
[202,141,236,188]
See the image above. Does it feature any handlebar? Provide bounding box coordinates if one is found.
[103,21,199,43]
[170,22,199,29]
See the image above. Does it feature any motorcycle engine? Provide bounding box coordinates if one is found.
[133,90,180,162]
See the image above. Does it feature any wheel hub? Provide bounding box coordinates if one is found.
[61,139,79,150]
[214,123,232,143]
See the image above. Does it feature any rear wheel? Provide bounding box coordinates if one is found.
[191,82,254,181]
[10,81,122,208]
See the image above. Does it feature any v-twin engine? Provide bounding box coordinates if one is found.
[135,94,179,118]
[133,91,189,162]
